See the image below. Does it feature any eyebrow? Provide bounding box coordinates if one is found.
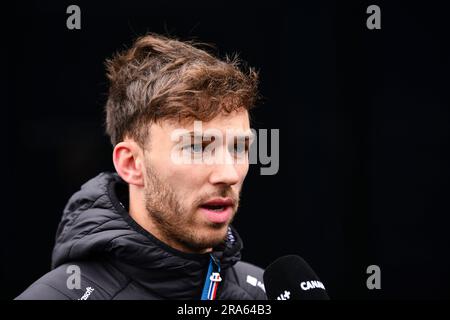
[234,131,255,144]
[236,131,255,141]
[185,130,255,140]
[173,130,255,148]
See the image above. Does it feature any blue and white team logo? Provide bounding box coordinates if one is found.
[210,272,222,282]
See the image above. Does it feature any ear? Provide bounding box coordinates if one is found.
[113,140,145,187]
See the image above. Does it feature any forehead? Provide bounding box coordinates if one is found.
[154,109,251,135]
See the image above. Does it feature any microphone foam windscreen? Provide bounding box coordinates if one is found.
[263,255,329,300]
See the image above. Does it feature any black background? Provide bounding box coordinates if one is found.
[2,0,450,299]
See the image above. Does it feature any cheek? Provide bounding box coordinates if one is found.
[238,163,250,181]
[165,165,206,194]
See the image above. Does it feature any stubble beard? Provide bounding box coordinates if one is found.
[143,162,239,252]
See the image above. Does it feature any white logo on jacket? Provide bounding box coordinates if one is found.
[78,287,95,300]
[246,275,266,292]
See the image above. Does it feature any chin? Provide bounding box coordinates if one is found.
[194,224,229,247]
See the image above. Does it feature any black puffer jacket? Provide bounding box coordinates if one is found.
[16,172,267,300]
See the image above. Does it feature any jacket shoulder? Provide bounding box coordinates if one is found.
[15,260,130,300]
[230,261,267,300]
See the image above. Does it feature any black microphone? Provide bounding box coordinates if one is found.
[263,255,330,300]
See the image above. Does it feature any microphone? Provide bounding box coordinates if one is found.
[263,255,330,300]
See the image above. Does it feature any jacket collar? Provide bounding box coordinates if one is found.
[52,172,243,299]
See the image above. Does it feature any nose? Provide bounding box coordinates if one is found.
[208,151,241,186]
[209,163,241,186]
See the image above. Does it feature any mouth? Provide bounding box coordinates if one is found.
[200,198,235,211]
[199,198,235,224]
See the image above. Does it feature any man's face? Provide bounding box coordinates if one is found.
[142,109,252,252]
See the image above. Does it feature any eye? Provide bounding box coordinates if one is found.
[232,142,249,154]
[187,144,204,153]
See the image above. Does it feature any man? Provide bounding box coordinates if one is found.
[16,33,267,300]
